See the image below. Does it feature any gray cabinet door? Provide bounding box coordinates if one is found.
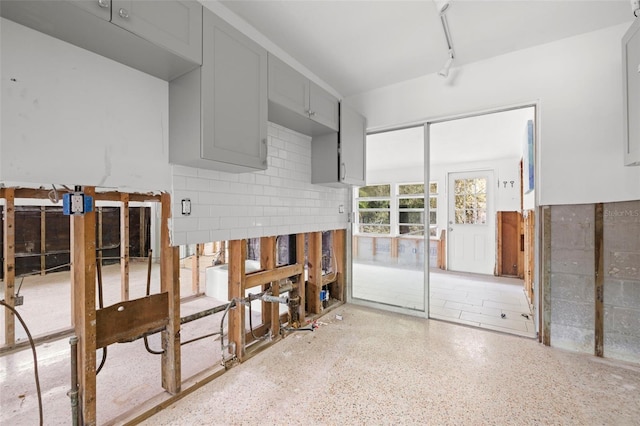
[69,0,111,20]
[268,54,309,118]
[201,9,267,170]
[111,0,202,65]
[340,104,366,186]
[309,82,339,132]
[623,18,640,166]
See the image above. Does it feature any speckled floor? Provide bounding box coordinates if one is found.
[141,304,640,426]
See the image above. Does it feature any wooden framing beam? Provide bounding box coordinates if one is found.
[228,240,246,360]
[260,237,276,334]
[121,194,130,301]
[3,188,16,346]
[594,203,604,357]
[192,244,201,295]
[96,293,168,349]
[245,263,303,289]
[296,233,306,324]
[7,187,160,202]
[496,211,503,276]
[140,208,147,257]
[542,206,551,346]
[71,186,97,425]
[160,193,180,395]
[331,229,346,302]
[390,236,398,260]
[40,206,46,276]
[306,232,322,315]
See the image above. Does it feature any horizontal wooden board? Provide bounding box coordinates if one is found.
[96,292,168,349]
[245,263,303,289]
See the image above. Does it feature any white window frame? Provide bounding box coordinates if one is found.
[354,184,392,235]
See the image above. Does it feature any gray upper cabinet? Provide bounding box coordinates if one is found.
[169,8,268,173]
[69,0,111,20]
[623,17,640,166]
[311,104,366,187]
[268,54,339,136]
[0,0,202,81]
[339,104,367,186]
[111,0,202,65]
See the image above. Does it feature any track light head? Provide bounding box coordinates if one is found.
[438,50,454,78]
[435,0,451,15]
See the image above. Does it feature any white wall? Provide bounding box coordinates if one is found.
[368,157,521,240]
[347,23,640,206]
[1,18,171,192]
[171,123,349,245]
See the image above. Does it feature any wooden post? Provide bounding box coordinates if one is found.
[496,211,503,276]
[542,206,551,346]
[390,237,398,262]
[260,237,278,336]
[220,241,226,263]
[71,186,97,425]
[296,233,306,324]
[594,203,604,357]
[160,193,180,394]
[120,194,130,301]
[332,230,346,301]
[228,240,246,360]
[3,188,16,346]
[192,243,201,295]
[307,232,322,314]
[140,207,147,257]
[40,206,46,276]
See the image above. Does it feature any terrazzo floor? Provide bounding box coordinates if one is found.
[140,304,640,425]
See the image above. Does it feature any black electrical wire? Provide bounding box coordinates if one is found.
[0,300,43,426]
[143,249,164,355]
[96,255,107,375]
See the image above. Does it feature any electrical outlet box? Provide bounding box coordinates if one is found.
[14,295,24,306]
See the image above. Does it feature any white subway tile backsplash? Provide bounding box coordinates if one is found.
[171,122,349,245]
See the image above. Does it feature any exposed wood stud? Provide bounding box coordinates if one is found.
[71,186,97,425]
[296,233,306,324]
[332,229,346,302]
[3,188,16,346]
[542,206,551,346]
[260,237,276,334]
[307,232,322,315]
[40,206,46,276]
[594,203,604,358]
[390,237,398,260]
[121,194,130,302]
[228,239,246,360]
[139,208,146,258]
[192,244,201,295]
[160,193,180,395]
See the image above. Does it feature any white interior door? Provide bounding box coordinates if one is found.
[447,170,495,275]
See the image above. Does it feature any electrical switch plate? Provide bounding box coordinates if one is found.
[339,204,344,213]
[181,199,191,215]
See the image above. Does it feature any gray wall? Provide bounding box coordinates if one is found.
[550,201,640,363]
[603,201,640,363]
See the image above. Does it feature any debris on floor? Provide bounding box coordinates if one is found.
[500,313,506,319]
[521,313,530,319]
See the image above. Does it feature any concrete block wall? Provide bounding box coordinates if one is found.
[603,200,640,363]
[171,123,349,245]
[550,204,595,353]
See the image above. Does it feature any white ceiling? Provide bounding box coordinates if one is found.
[367,106,535,171]
[219,0,633,97]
